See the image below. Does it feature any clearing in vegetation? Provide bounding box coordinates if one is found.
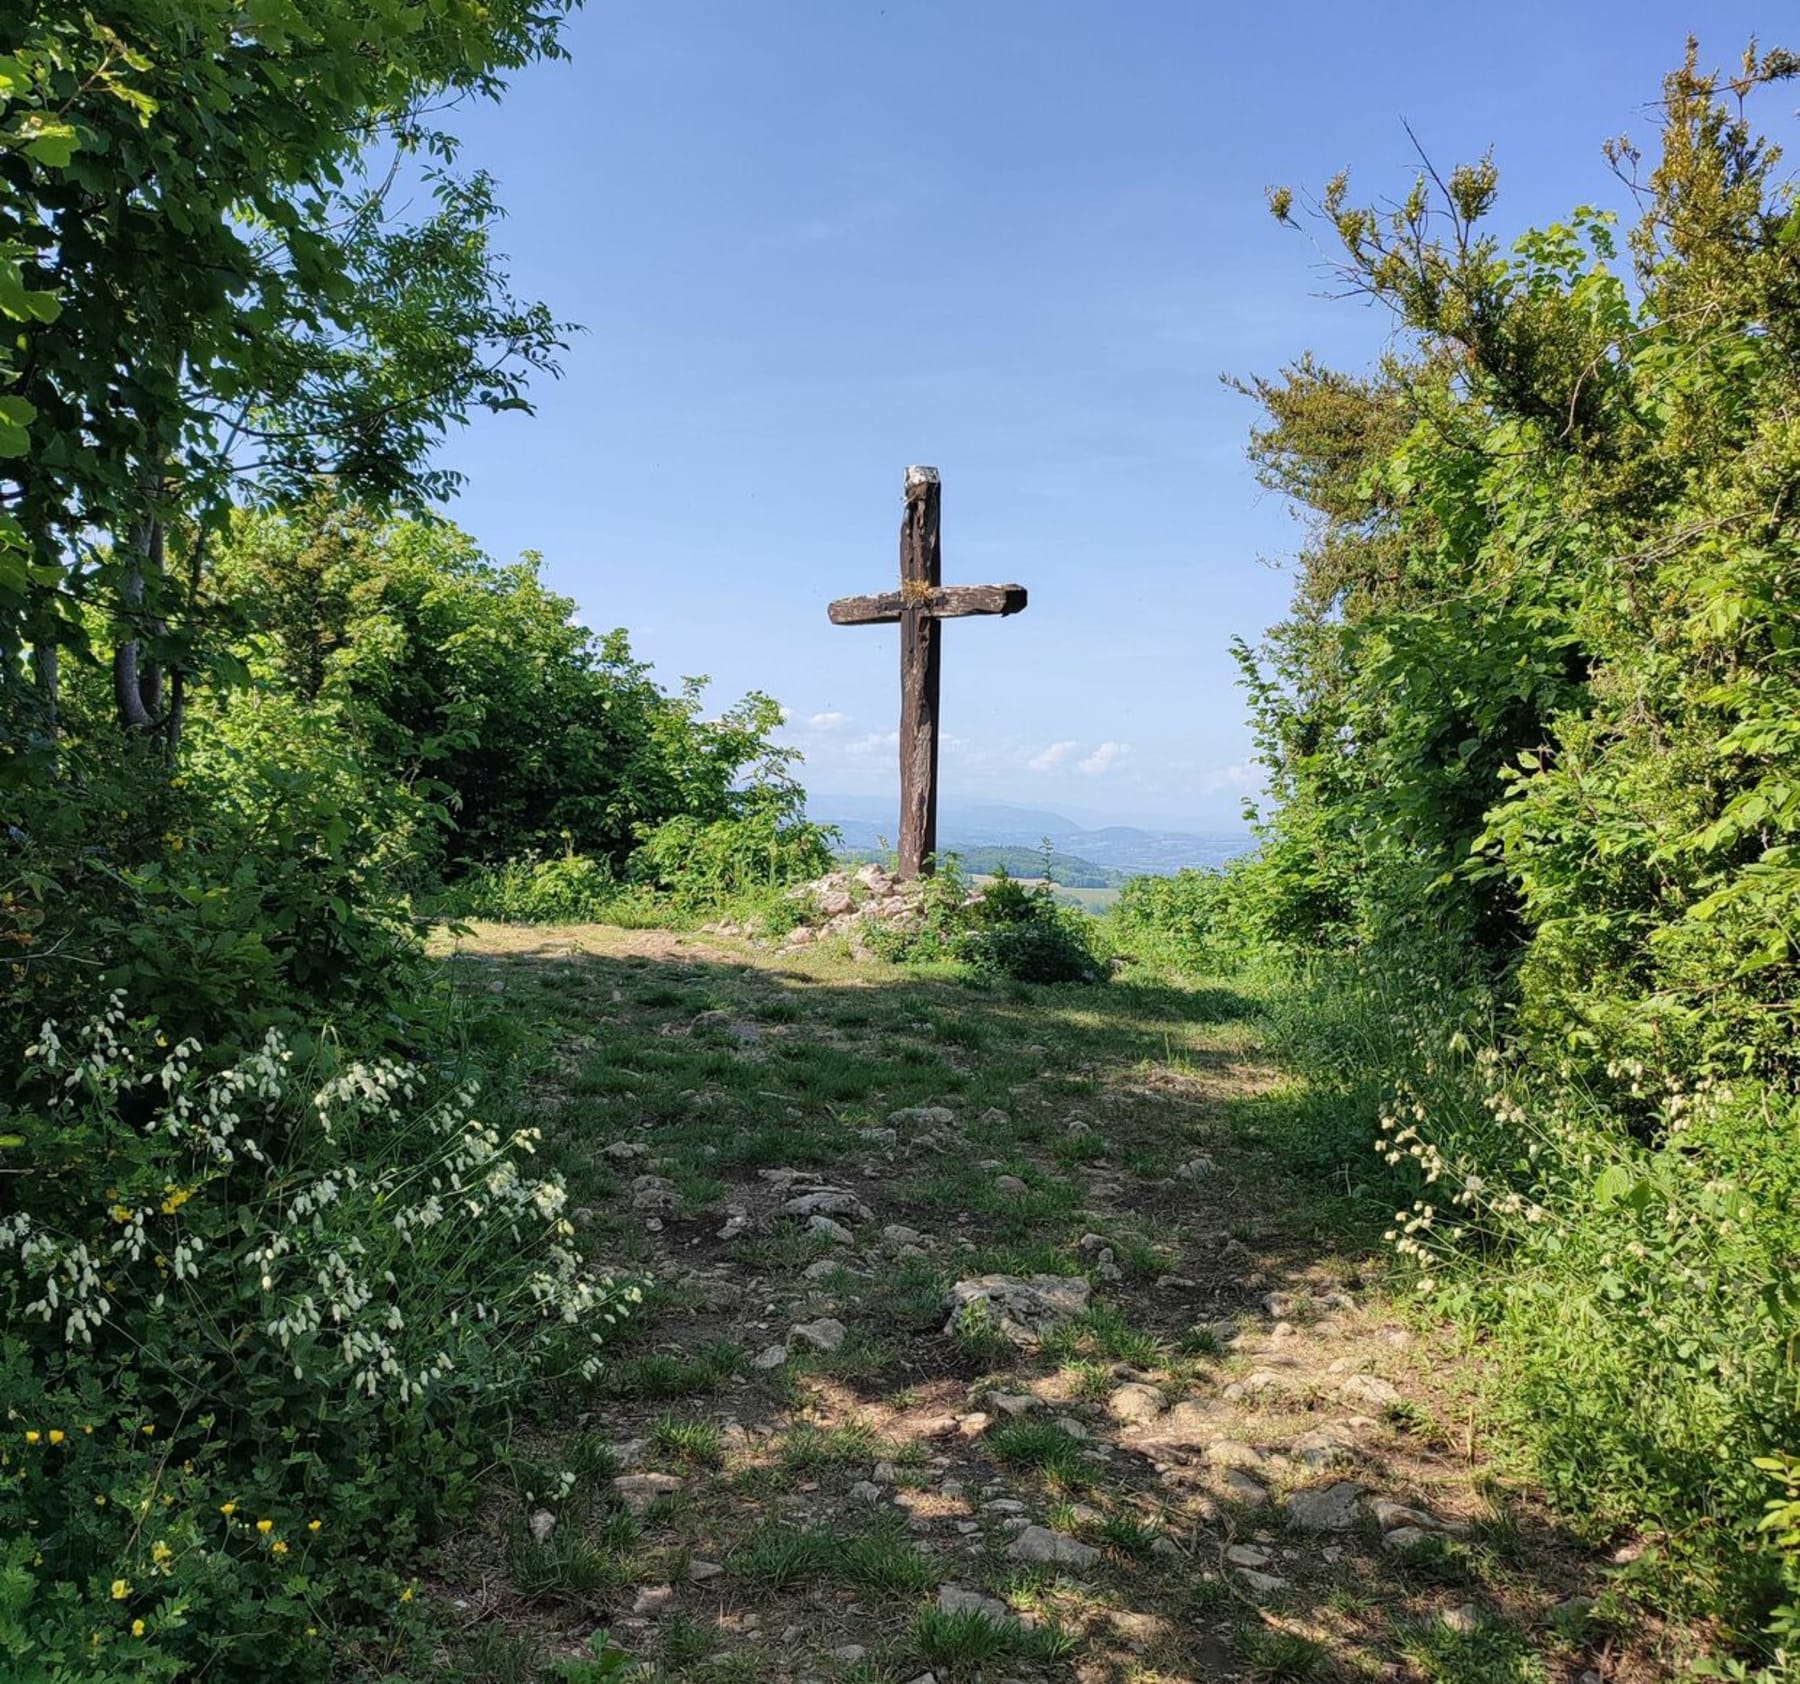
[426,919,1672,1683]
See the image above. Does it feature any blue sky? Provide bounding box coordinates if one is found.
[433,2,1778,829]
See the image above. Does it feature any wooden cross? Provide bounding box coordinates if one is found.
[828,466,1028,878]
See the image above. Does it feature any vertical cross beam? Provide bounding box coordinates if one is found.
[898,465,942,878]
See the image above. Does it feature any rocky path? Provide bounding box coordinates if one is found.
[436,923,1643,1684]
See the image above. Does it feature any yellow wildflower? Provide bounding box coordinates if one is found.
[131,1620,146,1638]
[110,1580,130,1601]
[399,1585,414,1603]
[255,1518,272,1534]
[23,1431,38,1445]
[159,1185,194,1216]
[219,1501,236,1517]
[152,1541,173,1566]
[110,1205,131,1224]
[271,1540,288,1557]
[307,1519,321,1533]
[139,1425,154,1437]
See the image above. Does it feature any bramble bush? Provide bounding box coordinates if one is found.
[0,996,639,1682]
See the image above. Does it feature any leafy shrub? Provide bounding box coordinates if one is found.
[1114,868,1232,967]
[1260,941,1800,1648]
[5,703,434,1070]
[438,848,622,923]
[630,800,836,910]
[0,997,639,1681]
[865,864,1104,984]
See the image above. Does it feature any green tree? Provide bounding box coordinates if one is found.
[0,1,575,768]
[210,501,807,873]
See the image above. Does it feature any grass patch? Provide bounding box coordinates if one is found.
[986,1418,1095,1490]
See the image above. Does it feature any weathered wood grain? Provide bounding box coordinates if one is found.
[827,583,1028,625]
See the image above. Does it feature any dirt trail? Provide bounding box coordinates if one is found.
[434,922,1641,1684]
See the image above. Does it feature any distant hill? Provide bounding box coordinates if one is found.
[809,794,1252,877]
[834,842,1126,888]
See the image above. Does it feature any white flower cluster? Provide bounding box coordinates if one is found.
[2,995,641,1401]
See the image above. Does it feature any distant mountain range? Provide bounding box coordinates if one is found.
[805,795,1253,877]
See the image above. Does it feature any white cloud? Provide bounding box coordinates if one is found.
[1028,739,1080,773]
[1077,741,1129,776]
[808,710,851,731]
[1198,759,1261,794]
[845,730,899,758]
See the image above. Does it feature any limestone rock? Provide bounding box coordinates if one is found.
[1204,1440,1265,1471]
[789,1317,847,1353]
[943,1274,1091,1344]
[780,1189,872,1223]
[612,1472,682,1514]
[1006,1525,1101,1568]
[937,1584,1011,1620]
[1283,1480,1367,1531]
[1106,1383,1167,1424]
[1339,1373,1401,1408]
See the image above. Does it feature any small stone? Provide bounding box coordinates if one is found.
[937,1584,1010,1620]
[1339,1373,1401,1408]
[781,1189,872,1223]
[1368,1496,1461,1534]
[985,1391,1044,1417]
[808,1215,854,1244]
[1283,1481,1367,1531]
[1106,1383,1166,1424]
[1107,1609,1172,1649]
[890,1105,958,1128]
[994,1174,1029,1195]
[1221,1469,1269,1506]
[612,1473,683,1514]
[751,1344,788,1369]
[602,1141,647,1163]
[883,1223,926,1245]
[631,1584,675,1616]
[943,1274,1091,1345]
[1441,1603,1480,1634]
[687,1559,723,1582]
[1292,1429,1356,1470]
[1238,1568,1289,1596]
[1226,1544,1272,1568]
[715,1212,751,1241]
[849,1480,883,1504]
[790,1317,848,1353]
[1205,1440,1265,1471]
[1382,1525,1429,1552]
[528,1508,556,1543]
[1006,1525,1102,1567]
[832,1644,868,1663]
[1175,1156,1217,1180]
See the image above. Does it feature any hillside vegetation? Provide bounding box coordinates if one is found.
[4,12,1798,1684]
[1123,42,1800,1668]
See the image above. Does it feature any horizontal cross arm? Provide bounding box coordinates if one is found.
[828,583,1028,626]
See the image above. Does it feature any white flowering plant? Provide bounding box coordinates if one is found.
[0,995,640,1681]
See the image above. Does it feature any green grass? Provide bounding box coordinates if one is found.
[649,1414,725,1468]
[732,1516,937,1597]
[986,1418,1095,1490]
[594,1341,744,1400]
[909,1606,1077,1673]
